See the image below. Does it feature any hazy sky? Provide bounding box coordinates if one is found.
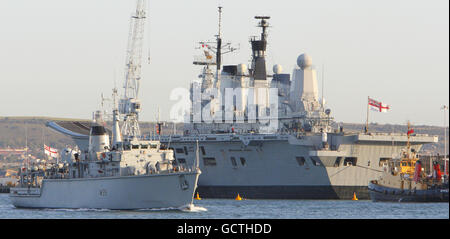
[0,0,448,126]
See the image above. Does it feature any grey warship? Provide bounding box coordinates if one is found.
[10,118,201,209]
[9,0,200,209]
[157,9,437,200]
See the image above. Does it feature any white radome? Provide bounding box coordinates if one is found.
[273,64,283,74]
[297,54,312,69]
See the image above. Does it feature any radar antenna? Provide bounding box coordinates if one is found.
[119,0,147,140]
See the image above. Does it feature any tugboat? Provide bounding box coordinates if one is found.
[368,123,449,202]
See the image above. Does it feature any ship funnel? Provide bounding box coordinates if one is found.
[89,124,110,159]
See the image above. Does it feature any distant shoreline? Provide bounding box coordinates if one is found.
[0,116,448,128]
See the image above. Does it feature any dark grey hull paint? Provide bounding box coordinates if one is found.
[368,182,449,202]
[196,185,369,200]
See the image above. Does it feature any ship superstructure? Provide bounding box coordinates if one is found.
[186,11,331,136]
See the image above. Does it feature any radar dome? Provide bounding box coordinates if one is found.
[273,64,283,74]
[297,54,312,69]
[237,63,247,75]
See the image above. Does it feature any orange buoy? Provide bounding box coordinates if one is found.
[235,193,242,201]
[352,192,358,201]
[194,192,201,200]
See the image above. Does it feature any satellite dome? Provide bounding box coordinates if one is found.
[237,63,247,75]
[273,64,283,74]
[297,53,312,69]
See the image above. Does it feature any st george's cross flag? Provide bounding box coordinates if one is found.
[368,98,390,113]
[44,144,59,158]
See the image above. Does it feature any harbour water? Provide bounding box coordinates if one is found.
[0,194,447,219]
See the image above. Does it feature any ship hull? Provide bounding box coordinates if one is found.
[368,181,449,202]
[10,171,200,209]
[164,133,436,200]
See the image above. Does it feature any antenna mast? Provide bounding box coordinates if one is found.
[214,6,223,88]
[321,64,325,108]
[193,7,238,87]
[119,0,147,140]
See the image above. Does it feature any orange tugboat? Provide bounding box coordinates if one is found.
[368,123,449,202]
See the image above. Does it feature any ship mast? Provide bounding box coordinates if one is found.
[119,0,147,141]
[214,6,223,88]
[250,16,270,81]
[195,7,238,88]
[216,6,223,71]
[406,121,411,158]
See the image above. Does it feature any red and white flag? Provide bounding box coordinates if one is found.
[44,144,59,158]
[368,98,390,113]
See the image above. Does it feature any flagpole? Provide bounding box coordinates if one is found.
[42,127,45,161]
[442,105,448,176]
[365,96,369,133]
[25,122,28,170]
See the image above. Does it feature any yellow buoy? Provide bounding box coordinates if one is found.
[194,192,201,200]
[352,192,358,201]
[235,193,242,201]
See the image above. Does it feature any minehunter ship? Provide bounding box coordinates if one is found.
[10,120,200,209]
[9,0,200,209]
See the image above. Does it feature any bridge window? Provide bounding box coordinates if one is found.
[175,148,184,154]
[379,158,390,167]
[203,157,217,166]
[132,145,139,149]
[310,157,321,166]
[240,157,246,166]
[140,144,148,149]
[230,157,237,167]
[334,157,342,167]
[344,157,357,166]
[200,146,206,155]
[296,157,306,166]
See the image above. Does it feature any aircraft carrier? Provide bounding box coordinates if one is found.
[156,10,437,200]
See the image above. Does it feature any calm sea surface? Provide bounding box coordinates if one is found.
[0,194,447,219]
